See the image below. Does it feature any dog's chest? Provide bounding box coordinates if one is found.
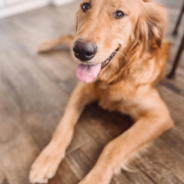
[95,83,131,112]
[99,94,121,112]
[95,83,137,114]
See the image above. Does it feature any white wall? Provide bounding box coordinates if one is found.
[53,0,77,6]
[0,0,77,19]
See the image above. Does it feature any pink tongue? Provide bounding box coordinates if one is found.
[76,63,101,83]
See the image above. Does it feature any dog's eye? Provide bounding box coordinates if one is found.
[114,11,125,19]
[81,3,90,12]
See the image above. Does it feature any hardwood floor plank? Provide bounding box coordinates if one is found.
[0,133,40,184]
[50,159,79,184]
[157,85,184,128]
[0,166,5,184]
[0,0,183,183]
[163,64,184,93]
[135,156,184,184]
[0,49,68,148]
[0,70,40,184]
[65,138,156,184]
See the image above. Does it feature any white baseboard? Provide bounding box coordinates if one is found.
[52,0,77,6]
[0,0,50,19]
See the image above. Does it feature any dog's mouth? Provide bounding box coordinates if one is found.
[76,47,120,83]
[101,48,120,69]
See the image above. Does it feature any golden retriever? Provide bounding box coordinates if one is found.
[29,0,173,183]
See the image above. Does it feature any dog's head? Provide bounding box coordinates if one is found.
[73,0,167,83]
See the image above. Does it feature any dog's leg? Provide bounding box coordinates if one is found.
[29,82,96,184]
[38,34,74,53]
[79,95,173,184]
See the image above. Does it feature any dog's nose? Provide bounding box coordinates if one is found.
[73,40,97,62]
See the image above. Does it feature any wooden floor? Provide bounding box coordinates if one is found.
[0,0,184,184]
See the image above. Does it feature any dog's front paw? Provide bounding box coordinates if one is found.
[29,144,65,184]
[79,179,108,184]
[79,172,111,184]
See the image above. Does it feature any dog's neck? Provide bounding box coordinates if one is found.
[97,40,161,88]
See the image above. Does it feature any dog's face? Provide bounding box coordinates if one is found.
[74,0,166,83]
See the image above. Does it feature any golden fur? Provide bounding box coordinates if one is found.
[29,0,173,183]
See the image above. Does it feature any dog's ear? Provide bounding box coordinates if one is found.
[135,2,167,49]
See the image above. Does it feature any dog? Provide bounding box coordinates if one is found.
[29,0,174,183]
